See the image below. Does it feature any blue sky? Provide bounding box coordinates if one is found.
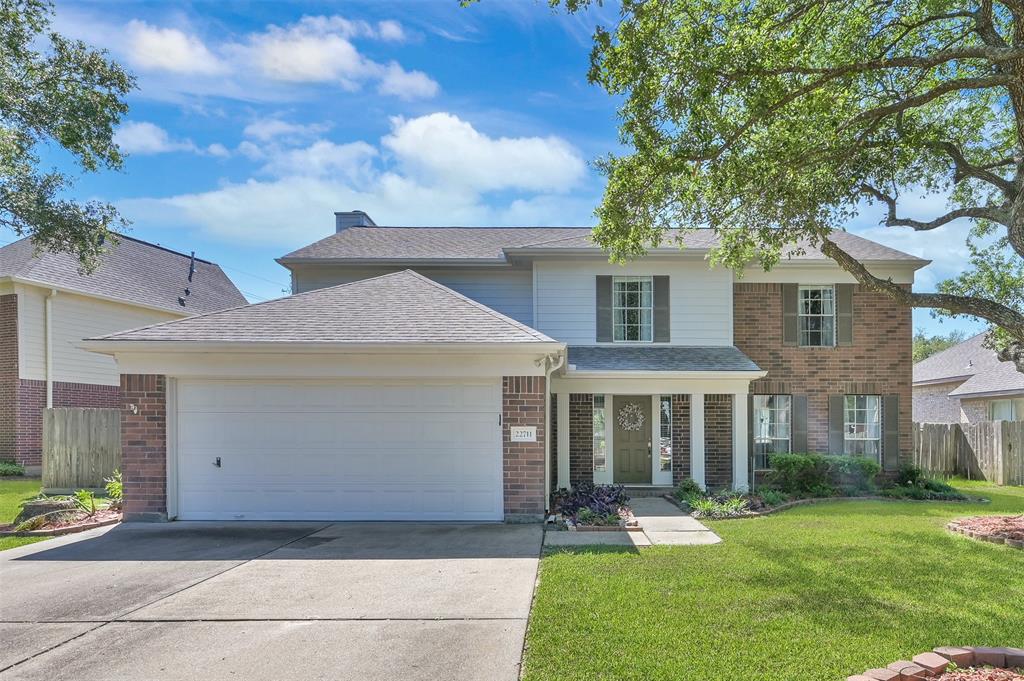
[39,0,981,336]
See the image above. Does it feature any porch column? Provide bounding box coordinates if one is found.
[690,392,705,490]
[732,393,749,492]
[556,391,570,489]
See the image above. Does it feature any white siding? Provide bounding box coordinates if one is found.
[17,284,179,385]
[534,259,733,345]
[291,265,535,326]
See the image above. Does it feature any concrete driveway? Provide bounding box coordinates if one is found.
[0,521,542,681]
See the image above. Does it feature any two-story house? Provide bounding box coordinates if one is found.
[85,211,925,522]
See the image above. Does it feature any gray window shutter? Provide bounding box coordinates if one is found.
[782,283,798,346]
[791,395,808,453]
[653,275,670,343]
[836,284,854,346]
[883,394,900,471]
[596,275,612,342]
[828,394,846,455]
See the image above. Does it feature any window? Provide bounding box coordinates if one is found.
[612,276,653,342]
[659,396,672,472]
[753,395,791,469]
[990,398,1024,421]
[798,285,835,347]
[844,395,881,460]
[593,395,607,472]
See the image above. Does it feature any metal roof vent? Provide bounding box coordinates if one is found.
[335,210,376,232]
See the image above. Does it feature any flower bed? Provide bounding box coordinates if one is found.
[848,646,1024,681]
[551,483,639,531]
[0,508,121,536]
[948,515,1024,549]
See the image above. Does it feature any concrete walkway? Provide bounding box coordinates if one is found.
[544,497,721,547]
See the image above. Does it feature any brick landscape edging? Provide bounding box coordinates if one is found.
[848,646,1024,681]
[947,519,1024,549]
[664,494,985,519]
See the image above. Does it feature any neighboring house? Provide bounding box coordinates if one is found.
[85,211,925,522]
[913,333,1024,423]
[0,236,247,472]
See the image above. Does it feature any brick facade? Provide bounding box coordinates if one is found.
[734,283,913,463]
[568,393,593,486]
[121,374,167,521]
[671,394,691,484]
[549,394,558,491]
[704,394,733,489]
[502,376,546,519]
[0,295,17,462]
[913,381,966,423]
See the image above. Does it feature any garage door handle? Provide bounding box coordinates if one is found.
[213,457,221,468]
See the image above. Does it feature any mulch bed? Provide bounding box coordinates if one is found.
[947,515,1024,548]
[937,669,1024,681]
[0,509,121,537]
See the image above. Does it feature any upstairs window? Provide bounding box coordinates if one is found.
[798,285,836,347]
[612,276,653,342]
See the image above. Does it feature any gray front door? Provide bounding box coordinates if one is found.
[613,396,651,484]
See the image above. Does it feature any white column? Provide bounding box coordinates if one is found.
[732,393,749,492]
[690,393,705,490]
[557,392,570,489]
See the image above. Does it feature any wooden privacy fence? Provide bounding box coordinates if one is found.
[912,421,1024,486]
[42,408,121,492]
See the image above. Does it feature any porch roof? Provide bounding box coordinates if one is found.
[566,345,761,373]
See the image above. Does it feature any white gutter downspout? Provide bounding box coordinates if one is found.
[542,351,566,517]
[44,289,57,407]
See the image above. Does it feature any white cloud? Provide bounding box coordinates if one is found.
[377,63,440,100]
[119,112,595,245]
[205,143,231,158]
[377,20,406,42]
[125,20,227,75]
[382,113,586,192]
[242,118,330,142]
[115,121,197,154]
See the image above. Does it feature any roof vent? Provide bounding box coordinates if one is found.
[335,210,376,232]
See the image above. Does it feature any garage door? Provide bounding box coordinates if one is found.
[174,379,503,521]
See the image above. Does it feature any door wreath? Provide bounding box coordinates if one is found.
[617,402,646,431]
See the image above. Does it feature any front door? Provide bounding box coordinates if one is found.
[613,395,652,484]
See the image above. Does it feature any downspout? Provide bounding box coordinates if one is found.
[543,350,566,517]
[44,289,57,408]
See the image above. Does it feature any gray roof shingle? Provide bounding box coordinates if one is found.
[279,226,926,264]
[91,270,557,344]
[914,333,1024,397]
[0,236,246,314]
[567,345,761,373]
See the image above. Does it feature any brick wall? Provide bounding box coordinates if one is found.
[550,394,558,491]
[705,394,733,489]
[0,295,18,461]
[121,374,167,521]
[960,397,992,424]
[502,376,545,519]
[671,394,691,484]
[913,381,965,423]
[734,283,913,462]
[568,393,593,486]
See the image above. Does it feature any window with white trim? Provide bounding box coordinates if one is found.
[844,395,881,460]
[593,395,607,472]
[798,285,836,347]
[612,276,653,342]
[659,395,672,472]
[990,398,1024,421]
[753,395,791,469]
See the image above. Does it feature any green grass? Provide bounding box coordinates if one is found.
[0,477,48,552]
[523,481,1024,681]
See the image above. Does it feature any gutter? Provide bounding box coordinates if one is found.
[78,339,567,356]
[44,289,56,408]
[561,369,767,380]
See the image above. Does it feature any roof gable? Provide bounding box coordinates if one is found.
[92,269,557,344]
[0,236,247,315]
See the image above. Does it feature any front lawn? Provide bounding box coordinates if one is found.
[0,477,48,552]
[523,480,1024,681]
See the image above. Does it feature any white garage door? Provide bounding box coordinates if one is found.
[174,379,503,521]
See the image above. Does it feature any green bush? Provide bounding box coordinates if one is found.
[104,470,123,509]
[689,495,750,519]
[896,464,926,487]
[827,455,882,493]
[73,489,96,516]
[765,453,881,496]
[0,459,25,476]
[883,468,966,501]
[674,478,704,502]
[759,489,788,507]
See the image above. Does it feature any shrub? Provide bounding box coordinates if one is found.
[553,483,629,517]
[674,478,704,502]
[883,469,966,501]
[0,459,24,476]
[764,453,833,496]
[104,470,123,509]
[759,489,788,507]
[575,507,622,526]
[73,489,97,516]
[896,464,926,487]
[689,495,750,519]
[827,455,881,492]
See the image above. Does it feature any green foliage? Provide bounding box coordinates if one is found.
[913,329,967,363]
[758,489,788,507]
[887,465,967,500]
[673,478,704,503]
[104,469,122,509]
[73,489,96,516]
[1,0,134,271]
[574,507,622,526]
[766,453,880,496]
[828,455,882,493]
[687,495,750,519]
[0,460,25,476]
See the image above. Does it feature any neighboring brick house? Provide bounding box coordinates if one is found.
[84,212,925,522]
[913,333,1024,424]
[0,236,245,472]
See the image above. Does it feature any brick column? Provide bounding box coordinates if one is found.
[0,294,18,462]
[705,394,734,490]
[121,374,168,521]
[671,395,691,484]
[567,393,593,486]
[502,376,545,521]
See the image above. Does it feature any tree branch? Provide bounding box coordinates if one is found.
[859,184,1006,229]
[844,75,1012,129]
[736,46,1024,78]
[924,140,1016,195]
